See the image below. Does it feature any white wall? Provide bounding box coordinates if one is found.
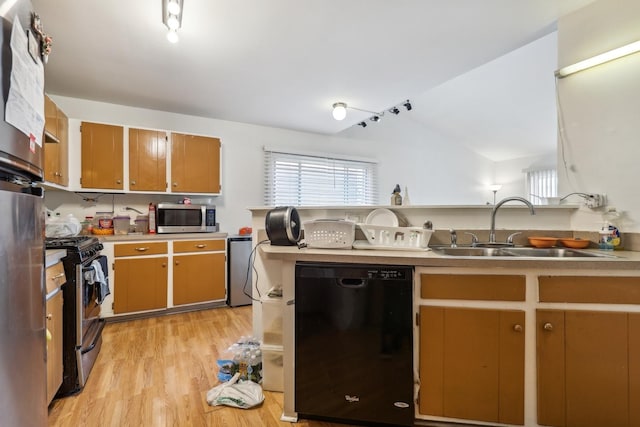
[556,0,640,232]
[46,96,492,233]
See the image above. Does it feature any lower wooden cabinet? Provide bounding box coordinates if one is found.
[113,242,168,314]
[45,290,63,404]
[537,309,640,427]
[419,306,525,425]
[173,239,226,305]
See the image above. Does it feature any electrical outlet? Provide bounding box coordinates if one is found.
[585,194,605,208]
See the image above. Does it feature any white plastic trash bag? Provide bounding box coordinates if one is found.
[206,372,264,409]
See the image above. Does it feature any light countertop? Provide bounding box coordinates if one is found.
[99,232,228,242]
[260,244,640,271]
[45,249,67,268]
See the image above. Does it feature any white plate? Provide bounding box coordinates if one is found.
[365,208,398,227]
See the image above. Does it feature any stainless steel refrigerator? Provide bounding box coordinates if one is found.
[1,0,47,425]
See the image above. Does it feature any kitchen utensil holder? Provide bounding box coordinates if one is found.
[303,220,355,248]
[358,224,433,249]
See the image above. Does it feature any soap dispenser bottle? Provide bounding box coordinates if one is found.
[599,221,613,250]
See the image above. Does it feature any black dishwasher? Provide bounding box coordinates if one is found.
[295,262,414,427]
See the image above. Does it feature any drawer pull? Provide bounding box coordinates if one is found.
[135,247,149,252]
[513,324,523,332]
[196,244,206,249]
[543,322,554,331]
[50,272,65,280]
[46,313,53,320]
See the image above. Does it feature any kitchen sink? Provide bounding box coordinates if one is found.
[431,246,616,258]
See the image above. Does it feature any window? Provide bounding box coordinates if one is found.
[526,168,557,205]
[264,148,378,206]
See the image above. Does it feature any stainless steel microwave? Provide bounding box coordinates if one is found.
[156,203,217,233]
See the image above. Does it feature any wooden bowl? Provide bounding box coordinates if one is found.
[559,238,591,249]
[528,237,558,248]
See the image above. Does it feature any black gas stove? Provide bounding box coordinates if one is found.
[45,235,107,397]
[45,236,103,264]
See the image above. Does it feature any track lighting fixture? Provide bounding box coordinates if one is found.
[162,0,184,43]
[331,99,412,128]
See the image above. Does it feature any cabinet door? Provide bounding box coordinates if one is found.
[44,97,68,186]
[129,128,167,192]
[171,132,221,193]
[419,306,524,425]
[173,252,225,305]
[46,291,63,404]
[537,310,633,427]
[56,108,69,186]
[44,95,57,139]
[113,257,168,313]
[81,122,124,189]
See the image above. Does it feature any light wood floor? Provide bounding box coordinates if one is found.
[47,306,351,427]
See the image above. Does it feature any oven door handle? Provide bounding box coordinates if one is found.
[81,320,106,354]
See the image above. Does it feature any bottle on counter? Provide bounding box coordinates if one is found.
[148,203,156,234]
[391,184,402,206]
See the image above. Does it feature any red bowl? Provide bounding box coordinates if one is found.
[528,237,558,248]
[559,238,591,249]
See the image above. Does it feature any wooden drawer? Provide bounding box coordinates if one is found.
[114,241,168,257]
[539,276,640,304]
[46,262,66,294]
[173,239,225,253]
[421,273,526,301]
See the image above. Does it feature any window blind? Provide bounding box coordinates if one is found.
[264,149,378,206]
[526,168,557,204]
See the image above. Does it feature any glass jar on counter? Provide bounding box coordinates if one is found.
[95,212,113,230]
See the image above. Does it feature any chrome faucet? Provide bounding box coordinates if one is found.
[449,228,457,248]
[489,197,535,244]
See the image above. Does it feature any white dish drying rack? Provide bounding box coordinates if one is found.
[356,223,433,250]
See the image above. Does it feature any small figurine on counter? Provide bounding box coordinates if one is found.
[391,184,402,206]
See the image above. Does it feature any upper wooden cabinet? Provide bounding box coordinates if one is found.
[43,95,69,186]
[129,128,167,192]
[171,132,221,194]
[81,122,124,190]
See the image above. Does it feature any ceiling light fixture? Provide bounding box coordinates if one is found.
[332,102,347,120]
[555,39,640,78]
[162,0,184,43]
[331,100,412,128]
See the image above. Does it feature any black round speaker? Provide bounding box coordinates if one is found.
[265,206,301,246]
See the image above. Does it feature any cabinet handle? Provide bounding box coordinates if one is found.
[46,313,53,320]
[135,247,149,252]
[172,182,178,187]
[50,272,65,280]
[161,263,166,268]
[196,244,206,249]
[131,180,136,185]
[175,260,180,265]
[116,179,122,184]
[543,322,554,331]
[513,324,523,332]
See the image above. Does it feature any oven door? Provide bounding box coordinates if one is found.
[80,255,108,337]
[76,255,108,387]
